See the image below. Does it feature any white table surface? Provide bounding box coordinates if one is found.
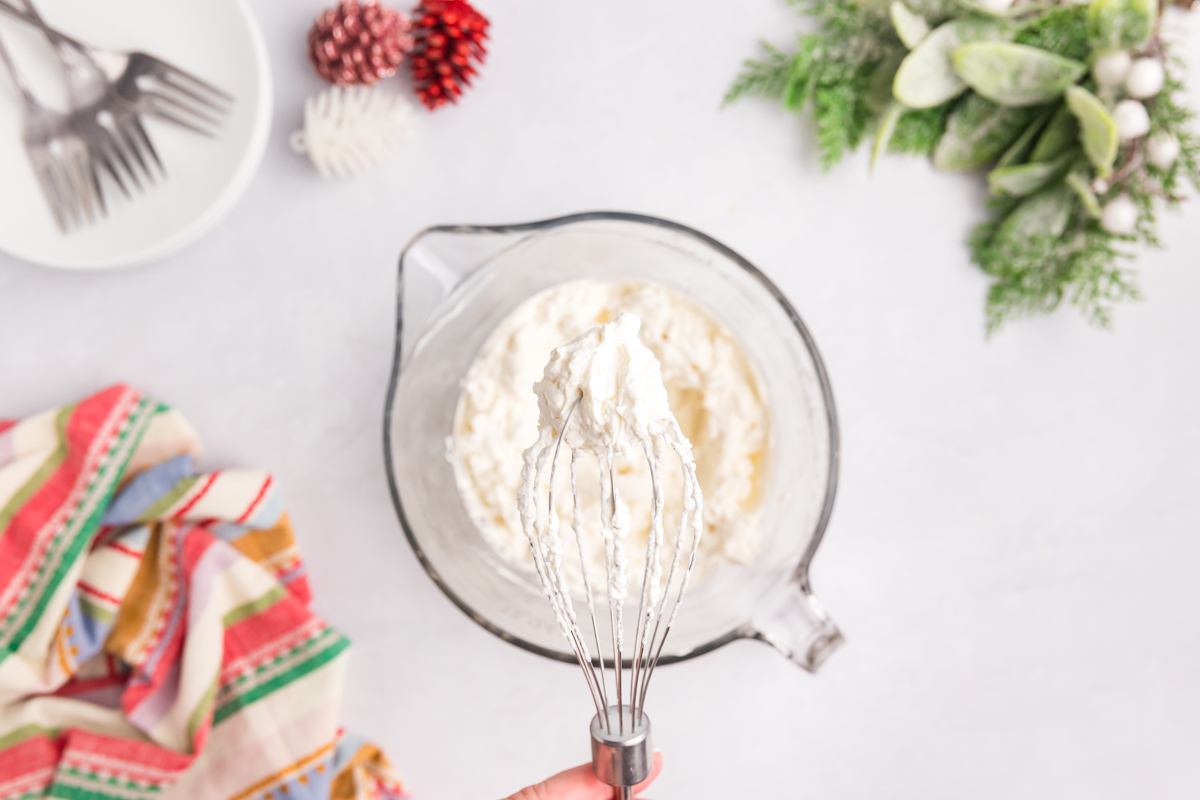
[3,1,1200,797]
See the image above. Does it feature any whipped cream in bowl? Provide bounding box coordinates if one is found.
[385,213,841,671]
[452,282,768,593]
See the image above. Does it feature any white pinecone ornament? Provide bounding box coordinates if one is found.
[290,85,416,179]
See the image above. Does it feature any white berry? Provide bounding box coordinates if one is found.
[1101,195,1139,235]
[1146,132,1181,169]
[1091,178,1110,194]
[1125,58,1165,99]
[1092,51,1132,87]
[1113,99,1151,140]
[975,0,1013,11]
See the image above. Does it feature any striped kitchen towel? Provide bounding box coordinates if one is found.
[0,385,404,800]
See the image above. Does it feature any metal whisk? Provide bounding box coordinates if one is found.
[519,392,704,800]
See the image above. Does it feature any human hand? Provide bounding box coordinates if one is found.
[504,752,662,800]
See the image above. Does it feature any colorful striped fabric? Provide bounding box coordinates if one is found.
[0,386,404,800]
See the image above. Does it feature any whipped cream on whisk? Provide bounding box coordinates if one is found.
[534,313,672,460]
[517,313,704,721]
[528,313,681,608]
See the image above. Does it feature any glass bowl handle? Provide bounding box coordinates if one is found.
[397,224,534,367]
[742,575,843,672]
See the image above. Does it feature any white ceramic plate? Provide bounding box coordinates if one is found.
[0,0,272,270]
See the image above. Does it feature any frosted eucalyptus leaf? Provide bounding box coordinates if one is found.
[952,43,1086,106]
[873,102,906,170]
[894,19,1014,109]
[996,107,1055,168]
[933,93,1040,170]
[1087,0,1156,52]
[954,0,1037,18]
[1065,85,1118,177]
[891,1,931,48]
[867,54,904,112]
[1029,103,1079,162]
[1065,164,1102,217]
[988,150,1076,195]
[996,183,1075,244]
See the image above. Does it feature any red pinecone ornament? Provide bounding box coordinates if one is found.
[308,1,415,86]
[409,0,490,109]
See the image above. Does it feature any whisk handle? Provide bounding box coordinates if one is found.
[591,706,651,797]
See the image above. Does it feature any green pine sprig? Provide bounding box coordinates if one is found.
[727,0,1200,334]
[725,0,908,168]
[1148,66,1200,200]
[970,216,1140,332]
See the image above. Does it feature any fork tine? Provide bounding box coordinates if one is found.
[86,150,107,216]
[50,157,80,226]
[146,89,224,128]
[116,119,156,183]
[34,160,69,232]
[155,72,232,115]
[47,157,81,228]
[71,146,103,220]
[146,100,218,139]
[156,61,234,104]
[99,126,144,191]
[94,138,132,199]
[78,139,111,215]
[64,147,96,224]
[126,113,165,174]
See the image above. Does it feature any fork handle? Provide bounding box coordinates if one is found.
[0,25,36,104]
[10,0,39,21]
[0,0,87,51]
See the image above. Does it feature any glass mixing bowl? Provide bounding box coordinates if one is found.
[383,213,842,671]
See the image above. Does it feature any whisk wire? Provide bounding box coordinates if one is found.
[595,454,622,735]
[522,384,704,746]
[570,446,611,732]
[628,435,664,718]
[606,453,624,734]
[636,431,705,717]
[534,399,606,721]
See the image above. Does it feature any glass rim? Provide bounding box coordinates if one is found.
[382,211,841,667]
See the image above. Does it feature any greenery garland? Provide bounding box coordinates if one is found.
[728,0,1200,332]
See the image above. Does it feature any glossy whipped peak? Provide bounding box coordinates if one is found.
[533,313,672,458]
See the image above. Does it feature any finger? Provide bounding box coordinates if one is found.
[632,751,663,796]
[506,751,663,800]
[505,762,600,800]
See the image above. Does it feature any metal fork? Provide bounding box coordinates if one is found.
[0,0,232,137]
[53,33,159,193]
[8,0,161,194]
[0,28,101,231]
